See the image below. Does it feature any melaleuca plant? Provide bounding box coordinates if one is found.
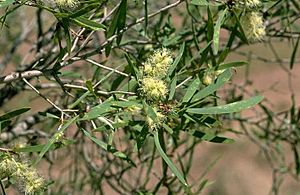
[0,0,299,194]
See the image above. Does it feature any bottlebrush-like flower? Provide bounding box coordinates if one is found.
[145,107,165,130]
[241,12,266,41]
[55,0,78,8]
[143,48,173,78]
[243,0,261,9]
[0,155,45,194]
[140,77,167,101]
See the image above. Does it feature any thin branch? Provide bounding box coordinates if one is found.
[22,78,68,115]
[0,70,43,84]
[85,59,129,77]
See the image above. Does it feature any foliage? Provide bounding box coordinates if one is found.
[0,0,299,194]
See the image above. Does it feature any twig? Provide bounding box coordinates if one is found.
[0,70,43,84]
[80,0,184,58]
[85,59,129,77]
[22,78,68,116]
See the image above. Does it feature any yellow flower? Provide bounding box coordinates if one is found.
[143,48,173,78]
[241,12,266,41]
[145,107,165,130]
[140,77,167,101]
[55,0,78,8]
[0,155,45,194]
[242,0,261,8]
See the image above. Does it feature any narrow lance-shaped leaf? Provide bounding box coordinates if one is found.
[0,0,14,7]
[14,140,75,153]
[0,107,30,122]
[290,35,300,69]
[217,61,248,70]
[72,16,106,31]
[182,77,201,103]
[187,95,264,114]
[213,8,227,55]
[191,0,209,6]
[34,115,79,165]
[82,129,135,165]
[191,0,221,6]
[190,130,234,143]
[125,54,139,80]
[191,69,232,102]
[168,75,177,100]
[167,42,185,78]
[154,131,188,186]
[80,100,115,120]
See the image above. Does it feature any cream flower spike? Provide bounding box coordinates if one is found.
[241,12,266,41]
[55,0,78,8]
[243,0,261,9]
[140,77,168,101]
[143,48,173,78]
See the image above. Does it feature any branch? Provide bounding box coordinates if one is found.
[0,70,43,84]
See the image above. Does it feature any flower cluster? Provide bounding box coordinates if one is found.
[139,48,174,130]
[241,11,266,41]
[143,48,173,78]
[55,0,78,7]
[237,0,261,9]
[140,77,168,101]
[231,0,266,41]
[0,155,45,194]
[145,107,166,130]
[140,48,173,101]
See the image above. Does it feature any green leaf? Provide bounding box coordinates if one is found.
[153,131,188,186]
[187,95,264,114]
[0,120,11,131]
[206,7,214,41]
[111,101,142,108]
[218,61,248,70]
[82,129,135,165]
[85,80,96,96]
[34,116,78,165]
[69,3,99,18]
[191,0,221,6]
[60,19,72,54]
[72,16,106,31]
[125,54,139,80]
[167,42,185,78]
[81,100,141,120]
[191,0,209,6]
[182,77,201,103]
[233,11,248,43]
[81,100,115,120]
[191,130,234,143]
[290,35,300,69]
[191,69,232,102]
[293,145,300,175]
[0,107,30,122]
[0,0,14,7]
[14,140,75,153]
[213,8,227,55]
[136,125,149,150]
[105,0,127,55]
[106,0,127,39]
[168,75,177,100]
[162,123,173,134]
[199,41,212,65]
